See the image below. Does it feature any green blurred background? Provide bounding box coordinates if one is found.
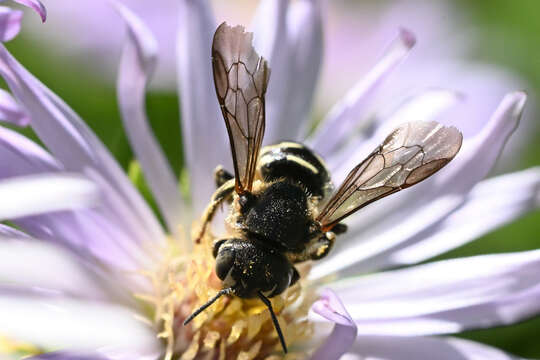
[3,0,539,357]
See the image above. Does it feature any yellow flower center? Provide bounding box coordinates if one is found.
[0,335,40,358]
[137,227,315,360]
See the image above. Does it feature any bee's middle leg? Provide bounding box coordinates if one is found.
[308,224,347,260]
[194,179,235,243]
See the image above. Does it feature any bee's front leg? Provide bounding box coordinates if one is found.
[194,179,235,243]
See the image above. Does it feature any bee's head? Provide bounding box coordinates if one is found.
[213,238,295,298]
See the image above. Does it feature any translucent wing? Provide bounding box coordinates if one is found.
[317,121,463,230]
[212,22,270,194]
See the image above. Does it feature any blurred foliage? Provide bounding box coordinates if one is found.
[2,0,539,357]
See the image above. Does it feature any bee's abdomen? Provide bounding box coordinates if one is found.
[259,142,331,197]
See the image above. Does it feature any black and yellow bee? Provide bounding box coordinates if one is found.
[184,23,463,353]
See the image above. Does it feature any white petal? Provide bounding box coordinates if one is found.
[176,0,231,214]
[308,28,416,157]
[114,2,185,234]
[0,173,99,220]
[327,250,540,336]
[0,294,161,357]
[343,335,522,360]
[0,238,111,300]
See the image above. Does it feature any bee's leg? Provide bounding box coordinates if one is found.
[332,223,347,235]
[214,165,234,188]
[194,180,235,243]
[308,231,336,260]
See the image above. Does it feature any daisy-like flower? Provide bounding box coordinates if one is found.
[0,1,539,360]
[21,0,535,167]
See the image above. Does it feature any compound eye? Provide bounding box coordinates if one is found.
[215,245,236,280]
[212,238,227,258]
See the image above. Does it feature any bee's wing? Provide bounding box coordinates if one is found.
[212,22,270,194]
[317,121,463,231]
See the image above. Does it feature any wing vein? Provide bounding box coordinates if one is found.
[318,121,463,230]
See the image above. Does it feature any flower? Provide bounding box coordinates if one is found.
[20,0,534,168]
[0,1,539,360]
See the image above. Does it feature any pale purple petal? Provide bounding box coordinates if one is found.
[0,125,60,176]
[0,43,165,246]
[263,0,323,143]
[12,0,46,22]
[11,191,159,297]
[326,88,463,169]
[0,223,29,237]
[0,173,99,220]
[310,92,527,280]
[334,91,525,186]
[0,237,112,300]
[251,0,290,144]
[79,170,163,271]
[14,210,154,297]
[114,2,184,233]
[308,28,416,157]
[388,167,540,266]
[0,172,151,295]
[0,127,155,286]
[29,352,158,360]
[327,250,540,336]
[439,92,528,194]
[310,288,357,360]
[28,353,110,360]
[176,0,231,214]
[251,0,287,57]
[40,67,166,248]
[0,6,21,41]
[0,88,29,125]
[287,0,323,140]
[343,336,522,360]
[0,293,161,357]
[316,1,530,168]
[309,193,463,281]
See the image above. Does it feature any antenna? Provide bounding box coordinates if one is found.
[257,291,288,353]
[183,288,233,325]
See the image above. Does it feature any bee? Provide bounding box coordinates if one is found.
[184,23,463,353]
